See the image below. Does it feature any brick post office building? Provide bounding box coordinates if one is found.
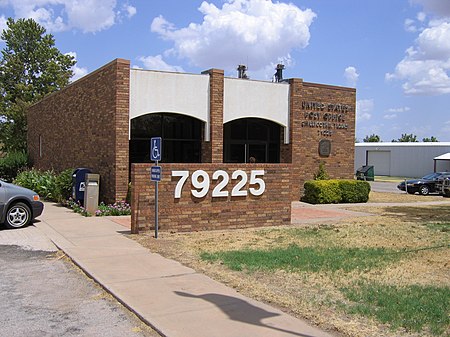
[28,58,356,233]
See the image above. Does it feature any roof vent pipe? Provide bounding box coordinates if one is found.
[274,64,285,82]
[237,64,249,79]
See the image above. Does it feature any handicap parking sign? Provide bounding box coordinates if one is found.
[150,137,162,161]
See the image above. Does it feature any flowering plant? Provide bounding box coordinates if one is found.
[64,198,91,217]
[95,201,131,216]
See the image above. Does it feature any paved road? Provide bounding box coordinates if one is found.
[0,225,160,337]
[369,181,402,193]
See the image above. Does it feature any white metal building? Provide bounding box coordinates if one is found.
[354,142,450,177]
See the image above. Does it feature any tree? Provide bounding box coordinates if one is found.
[422,136,439,142]
[0,18,75,152]
[363,134,381,142]
[392,133,418,142]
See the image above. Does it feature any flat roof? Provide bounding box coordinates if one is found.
[434,153,450,160]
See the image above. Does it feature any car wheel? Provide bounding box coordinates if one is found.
[419,185,430,195]
[5,202,31,229]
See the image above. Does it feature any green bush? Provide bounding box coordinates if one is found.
[302,179,370,204]
[54,168,74,202]
[14,168,74,202]
[339,180,371,203]
[0,151,29,182]
[302,180,341,204]
[314,162,329,180]
[14,169,57,200]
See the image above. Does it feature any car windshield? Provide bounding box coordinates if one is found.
[422,173,440,180]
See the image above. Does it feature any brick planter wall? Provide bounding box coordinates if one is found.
[131,163,292,233]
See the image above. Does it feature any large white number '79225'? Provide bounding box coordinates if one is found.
[172,170,265,199]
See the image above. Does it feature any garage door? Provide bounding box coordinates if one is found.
[367,151,391,176]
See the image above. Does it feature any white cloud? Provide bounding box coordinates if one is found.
[138,55,185,73]
[417,12,427,22]
[386,20,450,95]
[151,0,316,75]
[66,52,88,82]
[0,0,135,33]
[410,0,450,18]
[442,120,450,133]
[344,66,359,87]
[387,106,411,113]
[404,18,419,32]
[356,99,373,121]
[383,114,397,120]
[124,5,136,18]
[0,15,7,38]
[64,0,117,33]
[389,1,450,95]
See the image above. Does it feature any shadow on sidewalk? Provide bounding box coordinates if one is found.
[175,291,316,337]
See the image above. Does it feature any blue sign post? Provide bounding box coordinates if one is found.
[150,137,162,238]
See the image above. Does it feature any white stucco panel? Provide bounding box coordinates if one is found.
[223,78,290,143]
[129,69,210,139]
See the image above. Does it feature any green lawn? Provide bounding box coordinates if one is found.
[201,242,450,336]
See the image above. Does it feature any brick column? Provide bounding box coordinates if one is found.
[114,59,130,202]
[202,69,224,163]
[289,78,305,201]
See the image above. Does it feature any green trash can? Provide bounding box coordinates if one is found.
[356,165,374,181]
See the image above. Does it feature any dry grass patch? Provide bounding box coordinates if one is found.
[131,195,450,337]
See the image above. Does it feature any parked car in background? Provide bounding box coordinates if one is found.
[442,178,450,197]
[435,175,450,195]
[397,172,450,195]
[0,180,44,229]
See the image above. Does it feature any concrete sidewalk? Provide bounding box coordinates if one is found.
[35,202,334,337]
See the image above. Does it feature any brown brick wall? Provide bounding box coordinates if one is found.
[27,58,356,231]
[131,163,292,233]
[27,59,130,203]
[289,80,356,200]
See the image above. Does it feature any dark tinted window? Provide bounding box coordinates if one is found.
[130,113,202,163]
[223,118,280,163]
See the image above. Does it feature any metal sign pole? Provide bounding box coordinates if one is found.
[155,159,159,239]
[150,137,162,239]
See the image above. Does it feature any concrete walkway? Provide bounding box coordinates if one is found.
[35,202,334,337]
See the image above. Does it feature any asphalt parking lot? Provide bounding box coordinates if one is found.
[369,181,402,193]
[0,225,160,337]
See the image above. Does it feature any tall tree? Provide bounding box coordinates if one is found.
[392,133,418,142]
[0,18,75,152]
[363,134,381,142]
[422,136,439,142]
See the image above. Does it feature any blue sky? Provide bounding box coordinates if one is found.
[1,0,449,142]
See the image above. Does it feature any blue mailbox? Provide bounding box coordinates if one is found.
[72,168,92,205]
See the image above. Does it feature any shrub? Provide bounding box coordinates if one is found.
[302,179,370,204]
[14,169,57,200]
[302,180,341,204]
[55,168,74,202]
[314,162,329,180]
[339,180,371,203]
[14,168,74,202]
[0,151,29,182]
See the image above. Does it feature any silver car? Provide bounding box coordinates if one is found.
[0,180,44,229]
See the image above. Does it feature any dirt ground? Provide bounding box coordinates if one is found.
[132,191,450,337]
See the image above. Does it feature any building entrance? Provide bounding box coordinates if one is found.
[223,118,280,163]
